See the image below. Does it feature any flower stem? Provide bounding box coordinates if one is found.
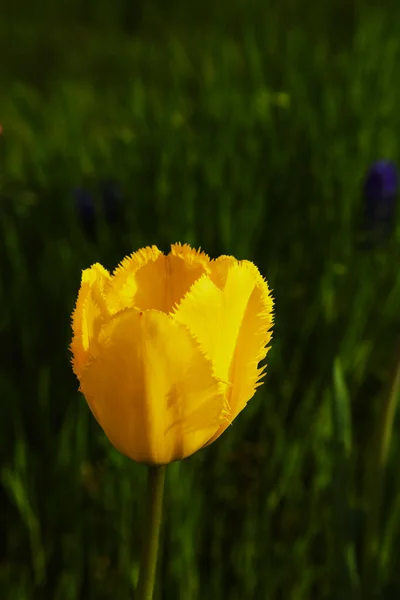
[136,465,166,600]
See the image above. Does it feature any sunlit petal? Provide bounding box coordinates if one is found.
[205,262,274,445]
[174,263,257,384]
[70,263,111,378]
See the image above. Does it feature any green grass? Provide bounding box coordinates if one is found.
[1,2,400,598]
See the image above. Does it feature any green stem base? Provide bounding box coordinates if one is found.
[136,464,166,600]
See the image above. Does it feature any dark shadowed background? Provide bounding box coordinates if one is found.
[1,1,400,598]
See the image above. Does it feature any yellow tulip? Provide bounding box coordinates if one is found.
[70,243,274,465]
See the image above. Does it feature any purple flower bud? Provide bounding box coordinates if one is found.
[364,159,397,201]
[361,160,398,247]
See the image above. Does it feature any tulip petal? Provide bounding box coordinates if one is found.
[166,243,211,312]
[174,263,253,380]
[107,243,210,314]
[173,260,273,442]
[107,245,164,313]
[79,309,225,464]
[209,255,237,289]
[206,262,274,445]
[70,263,112,378]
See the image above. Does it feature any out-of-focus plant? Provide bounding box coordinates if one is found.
[361,160,398,249]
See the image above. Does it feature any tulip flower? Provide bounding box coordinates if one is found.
[70,243,273,599]
[70,243,274,465]
[361,160,398,248]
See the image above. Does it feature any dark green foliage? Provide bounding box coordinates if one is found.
[1,2,400,598]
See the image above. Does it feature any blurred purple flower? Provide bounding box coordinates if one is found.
[361,160,398,248]
[73,180,124,240]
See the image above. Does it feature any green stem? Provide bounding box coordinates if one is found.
[136,465,166,600]
[362,336,400,594]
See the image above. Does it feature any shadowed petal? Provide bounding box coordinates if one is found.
[166,243,211,312]
[107,245,164,313]
[209,255,237,289]
[107,243,210,314]
[79,309,225,464]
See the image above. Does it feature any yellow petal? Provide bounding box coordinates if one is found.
[107,243,210,315]
[70,263,111,378]
[78,309,225,464]
[206,261,274,445]
[169,242,210,267]
[173,260,273,443]
[166,243,211,312]
[208,255,237,289]
[173,263,255,382]
[107,245,164,313]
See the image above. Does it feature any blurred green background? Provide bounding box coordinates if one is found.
[1,0,400,598]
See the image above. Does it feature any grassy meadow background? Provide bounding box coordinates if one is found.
[1,0,400,598]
